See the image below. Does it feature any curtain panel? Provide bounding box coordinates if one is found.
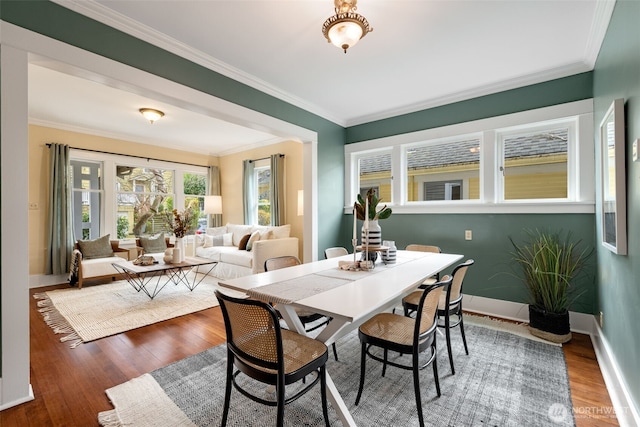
[242,160,255,225]
[46,143,74,275]
[208,166,222,227]
[271,154,285,226]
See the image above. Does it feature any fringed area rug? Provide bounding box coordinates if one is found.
[98,316,576,426]
[35,275,224,348]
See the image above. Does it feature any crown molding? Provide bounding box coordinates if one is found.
[50,0,346,127]
[346,61,592,127]
[583,0,616,68]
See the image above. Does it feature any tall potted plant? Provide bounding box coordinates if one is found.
[354,189,392,249]
[509,229,592,343]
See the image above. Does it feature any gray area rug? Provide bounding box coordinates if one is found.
[100,319,576,426]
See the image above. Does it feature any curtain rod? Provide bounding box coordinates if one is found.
[248,153,285,163]
[46,143,210,169]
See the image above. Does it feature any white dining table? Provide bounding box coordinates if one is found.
[218,250,463,426]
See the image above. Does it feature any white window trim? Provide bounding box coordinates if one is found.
[344,99,595,214]
[70,149,208,239]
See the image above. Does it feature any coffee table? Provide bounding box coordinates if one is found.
[112,256,217,299]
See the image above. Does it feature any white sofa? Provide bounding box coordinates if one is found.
[194,223,299,280]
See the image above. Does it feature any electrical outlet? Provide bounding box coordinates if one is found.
[465,230,472,240]
[29,202,39,210]
[599,311,604,329]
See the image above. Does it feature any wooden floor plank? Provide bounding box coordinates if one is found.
[0,284,619,426]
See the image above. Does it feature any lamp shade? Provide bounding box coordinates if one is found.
[204,195,222,214]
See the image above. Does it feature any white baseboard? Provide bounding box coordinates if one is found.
[463,295,596,334]
[29,273,68,289]
[464,294,638,427]
[0,382,34,411]
[590,324,640,427]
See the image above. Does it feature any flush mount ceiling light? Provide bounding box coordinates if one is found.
[322,0,372,53]
[139,108,164,124]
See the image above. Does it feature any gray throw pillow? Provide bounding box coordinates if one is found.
[139,234,167,254]
[77,234,114,260]
[211,235,224,246]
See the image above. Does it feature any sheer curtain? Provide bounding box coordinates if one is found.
[208,165,222,227]
[46,143,74,274]
[242,160,255,225]
[270,154,285,226]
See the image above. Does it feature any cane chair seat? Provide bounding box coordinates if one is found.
[355,276,452,427]
[215,290,330,426]
[264,255,339,361]
[402,259,475,375]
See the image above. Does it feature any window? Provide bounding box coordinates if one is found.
[499,126,568,201]
[71,160,102,240]
[255,164,271,226]
[356,150,392,205]
[116,166,175,238]
[70,150,209,241]
[183,172,207,232]
[344,100,594,214]
[406,138,480,202]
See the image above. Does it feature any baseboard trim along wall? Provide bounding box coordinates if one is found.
[0,382,34,411]
[590,325,640,427]
[29,273,68,288]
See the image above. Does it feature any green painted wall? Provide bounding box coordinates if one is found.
[593,0,640,414]
[347,72,593,143]
[339,74,597,315]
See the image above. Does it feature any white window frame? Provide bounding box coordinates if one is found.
[348,148,394,209]
[344,99,595,214]
[495,118,577,204]
[70,149,208,241]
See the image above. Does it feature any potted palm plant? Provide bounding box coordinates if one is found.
[354,189,392,249]
[509,229,592,343]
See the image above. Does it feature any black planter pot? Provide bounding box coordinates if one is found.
[528,305,572,343]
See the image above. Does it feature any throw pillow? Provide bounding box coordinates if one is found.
[223,232,233,246]
[206,226,227,237]
[77,234,114,260]
[139,234,167,254]
[238,233,251,250]
[246,230,261,251]
[212,235,225,246]
[260,230,274,240]
[271,224,291,239]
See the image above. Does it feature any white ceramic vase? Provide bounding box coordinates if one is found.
[361,219,382,248]
[173,237,184,263]
[382,240,397,264]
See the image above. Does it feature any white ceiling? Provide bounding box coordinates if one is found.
[29,0,613,155]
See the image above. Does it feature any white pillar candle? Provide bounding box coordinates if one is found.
[364,198,369,231]
[353,206,357,240]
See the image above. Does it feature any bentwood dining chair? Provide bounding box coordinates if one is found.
[215,290,330,427]
[402,259,475,375]
[264,256,338,361]
[324,246,349,259]
[355,276,451,427]
[406,244,442,285]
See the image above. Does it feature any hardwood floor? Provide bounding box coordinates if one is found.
[0,283,618,426]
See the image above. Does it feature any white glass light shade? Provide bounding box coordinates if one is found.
[204,195,222,214]
[139,108,164,124]
[328,20,364,51]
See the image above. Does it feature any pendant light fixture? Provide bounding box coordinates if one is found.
[322,0,372,53]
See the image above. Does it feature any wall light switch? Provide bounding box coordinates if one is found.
[465,230,472,240]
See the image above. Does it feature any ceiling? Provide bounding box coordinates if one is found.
[29,0,613,155]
